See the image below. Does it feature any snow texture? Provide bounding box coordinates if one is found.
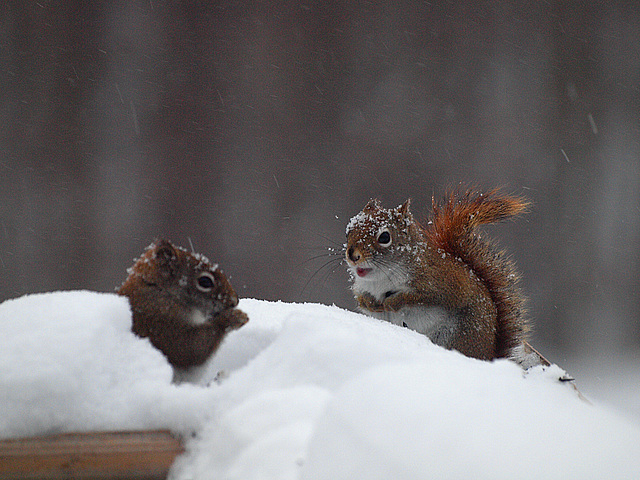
[1,291,639,480]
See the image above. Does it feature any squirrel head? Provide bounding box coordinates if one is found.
[120,239,248,331]
[345,199,424,299]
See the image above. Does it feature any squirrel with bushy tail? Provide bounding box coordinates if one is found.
[345,187,548,368]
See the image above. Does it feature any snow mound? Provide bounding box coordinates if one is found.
[303,362,640,480]
[1,293,639,480]
[0,291,215,439]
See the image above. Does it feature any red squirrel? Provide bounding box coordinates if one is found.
[345,188,546,366]
[117,239,248,369]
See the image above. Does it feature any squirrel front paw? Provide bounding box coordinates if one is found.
[357,293,384,312]
[381,291,405,312]
[357,292,406,313]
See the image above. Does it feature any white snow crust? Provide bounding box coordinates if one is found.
[1,291,639,480]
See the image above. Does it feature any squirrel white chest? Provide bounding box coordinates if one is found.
[367,306,458,349]
[188,307,209,326]
[349,262,410,302]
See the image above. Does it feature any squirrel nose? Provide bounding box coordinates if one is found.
[347,246,362,263]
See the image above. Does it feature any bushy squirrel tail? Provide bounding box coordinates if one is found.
[426,187,530,358]
[428,187,529,245]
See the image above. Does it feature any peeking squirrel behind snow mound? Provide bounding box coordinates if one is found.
[117,239,248,369]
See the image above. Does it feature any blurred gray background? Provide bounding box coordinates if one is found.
[1,1,639,405]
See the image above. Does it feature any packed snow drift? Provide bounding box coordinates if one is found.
[1,291,639,479]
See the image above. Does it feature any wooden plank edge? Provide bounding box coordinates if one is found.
[0,430,184,480]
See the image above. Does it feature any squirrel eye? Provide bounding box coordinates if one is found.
[196,272,215,292]
[377,229,392,247]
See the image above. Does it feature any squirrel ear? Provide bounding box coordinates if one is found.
[154,239,177,269]
[399,199,411,216]
[364,198,381,212]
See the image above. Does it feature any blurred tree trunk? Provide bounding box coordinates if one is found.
[2,1,105,294]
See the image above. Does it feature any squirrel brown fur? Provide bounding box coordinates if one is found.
[345,188,542,364]
[117,239,248,369]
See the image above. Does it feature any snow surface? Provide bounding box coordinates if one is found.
[1,291,640,479]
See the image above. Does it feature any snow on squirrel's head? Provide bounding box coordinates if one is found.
[345,199,423,297]
[345,199,424,276]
